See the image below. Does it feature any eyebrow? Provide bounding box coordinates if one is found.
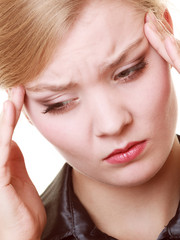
[26,36,144,93]
[26,81,78,93]
[102,36,144,71]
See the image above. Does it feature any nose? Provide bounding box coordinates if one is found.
[92,92,133,138]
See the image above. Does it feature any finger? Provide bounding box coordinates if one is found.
[9,141,32,184]
[144,13,173,65]
[145,12,172,36]
[144,22,172,64]
[164,36,180,73]
[0,101,15,154]
[0,87,25,187]
[145,19,180,73]
[0,101,15,186]
[162,10,173,35]
[144,11,180,74]
[9,86,25,126]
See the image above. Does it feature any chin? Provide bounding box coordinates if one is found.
[104,163,165,188]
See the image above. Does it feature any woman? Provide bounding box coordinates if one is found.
[0,0,180,239]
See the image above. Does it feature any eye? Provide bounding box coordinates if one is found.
[114,59,148,82]
[42,97,79,115]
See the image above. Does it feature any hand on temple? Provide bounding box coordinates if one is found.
[0,86,46,240]
[145,11,180,73]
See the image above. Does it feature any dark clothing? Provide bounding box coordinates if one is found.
[41,164,180,240]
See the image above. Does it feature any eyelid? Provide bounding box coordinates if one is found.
[112,56,145,79]
[42,97,79,114]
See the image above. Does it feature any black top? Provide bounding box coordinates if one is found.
[41,163,115,240]
[41,162,180,240]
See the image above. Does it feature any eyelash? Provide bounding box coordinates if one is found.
[114,59,148,82]
[42,59,147,115]
[42,98,79,115]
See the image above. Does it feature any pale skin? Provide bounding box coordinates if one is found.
[0,88,46,239]
[1,2,180,240]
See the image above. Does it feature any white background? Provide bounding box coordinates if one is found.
[0,0,180,194]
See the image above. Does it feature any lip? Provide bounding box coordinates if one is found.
[103,141,147,164]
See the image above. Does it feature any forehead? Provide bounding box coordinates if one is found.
[26,0,145,87]
[59,1,144,53]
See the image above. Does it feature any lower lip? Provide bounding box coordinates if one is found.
[104,141,147,164]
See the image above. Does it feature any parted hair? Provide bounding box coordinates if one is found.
[0,0,166,88]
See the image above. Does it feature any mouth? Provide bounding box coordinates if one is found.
[103,140,147,164]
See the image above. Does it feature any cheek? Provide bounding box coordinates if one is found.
[131,59,175,122]
[24,101,69,145]
[25,102,88,154]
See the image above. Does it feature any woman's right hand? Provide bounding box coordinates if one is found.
[0,86,46,240]
[144,11,180,74]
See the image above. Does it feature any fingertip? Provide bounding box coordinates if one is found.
[144,12,148,23]
[145,12,152,23]
[9,86,25,113]
[10,86,25,99]
[145,11,157,24]
[18,85,25,96]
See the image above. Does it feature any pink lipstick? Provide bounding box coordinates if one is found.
[103,141,147,164]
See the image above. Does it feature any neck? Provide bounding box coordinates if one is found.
[72,137,180,240]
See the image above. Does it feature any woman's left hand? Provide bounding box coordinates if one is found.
[144,12,180,73]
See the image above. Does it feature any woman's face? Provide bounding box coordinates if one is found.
[25,0,177,187]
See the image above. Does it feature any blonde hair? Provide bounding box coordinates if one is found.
[0,0,167,89]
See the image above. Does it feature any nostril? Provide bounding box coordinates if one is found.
[95,110,133,137]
